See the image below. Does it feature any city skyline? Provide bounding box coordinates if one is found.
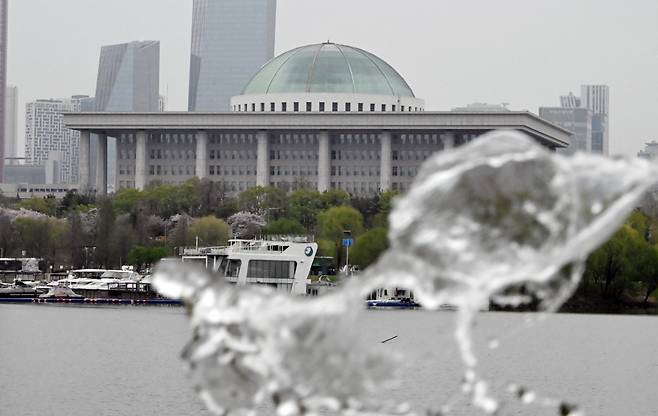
[5,0,658,158]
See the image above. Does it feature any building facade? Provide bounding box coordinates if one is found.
[4,85,18,164]
[189,0,276,111]
[66,111,570,196]
[66,43,570,196]
[94,40,160,193]
[0,0,7,182]
[539,107,592,154]
[581,85,609,155]
[540,85,609,155]
[25,97,88,184]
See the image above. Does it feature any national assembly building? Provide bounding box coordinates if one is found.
[64,42,570,197]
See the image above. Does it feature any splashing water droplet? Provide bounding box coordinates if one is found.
[154,131,656,415]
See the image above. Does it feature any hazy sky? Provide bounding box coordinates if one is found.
[8,0,658,156]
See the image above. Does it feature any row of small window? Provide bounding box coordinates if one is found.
[331,166,380,177]
[392,166,419,177]
[209,166,255,176]
[270,150,318,161]
[148,165,195,176]
[148,149,196,160]
[211,150,257,160]
[270,166,318,177]
[118,165,134,175]
[234,102,422,113]
[118,134,195,145]
[392,150,433,161]
[331,150,380,161]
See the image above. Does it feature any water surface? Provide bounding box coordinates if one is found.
[1,305,657,415]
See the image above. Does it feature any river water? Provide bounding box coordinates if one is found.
[1,304,657,416]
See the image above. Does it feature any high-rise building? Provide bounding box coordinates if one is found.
[188,0,276,111]
[581,85,609,155]
[95,41,160,112]
[93,40,160,193]
[540,85,609,155]
[539,107,592,154]
[559,92,580,108]
[0,0,8,182]
[25,97,88,184]
[4,85,18,164]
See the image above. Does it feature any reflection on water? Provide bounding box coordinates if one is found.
[154,131,657,415]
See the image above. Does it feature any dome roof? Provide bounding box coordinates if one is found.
[242,42,416,98]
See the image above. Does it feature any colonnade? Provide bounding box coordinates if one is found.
[78,129,458,195]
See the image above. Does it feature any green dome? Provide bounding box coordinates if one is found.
[242,42,416,97]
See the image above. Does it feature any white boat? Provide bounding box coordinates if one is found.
[181,238,318,296]
[52,267,142,291]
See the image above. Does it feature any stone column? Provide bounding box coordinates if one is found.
[443,131,456,150]
[195,130,209,179]
[317,130,330,192]
[79,130,90,192]
[379,131,392,191]
[256,130,269,187]
[96,134,108,195]
[135,130,147,190]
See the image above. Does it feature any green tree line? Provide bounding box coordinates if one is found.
[2,178,656,309]
[0,178,396,272]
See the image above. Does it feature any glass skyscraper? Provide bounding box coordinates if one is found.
[94,41,160,192]
[95,41,160,112]
[188,0,276,112]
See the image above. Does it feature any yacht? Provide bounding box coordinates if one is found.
[51,267,142,290]
[181,238,318,296]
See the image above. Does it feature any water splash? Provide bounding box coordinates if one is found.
[154,131,656,416]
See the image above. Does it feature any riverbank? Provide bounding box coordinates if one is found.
[559,294,658,315]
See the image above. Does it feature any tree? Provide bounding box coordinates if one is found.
[584,226,637,300]
[634,243,658,305]
[373,190,400,228]
[18,197,57,217]
[317,239,337,263]
[288,188,324,230]
[317,206,365,267]
[68,211,85,268]
[12,217,50,258]
[94,198,116,268]
[0,213,14,257]
[350,227,389,268]
[227,212,265,239]
[58,190,95,216]
[317,206,365,241]
[46,218,69,269]
[350,195,380,228]
[169,215,193,249]
[238,186,288,217]
[263,218,306,236]
[190,216,230,246]
[320,189,350,208]
[113,188,143,214]
[128,246,168,271]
